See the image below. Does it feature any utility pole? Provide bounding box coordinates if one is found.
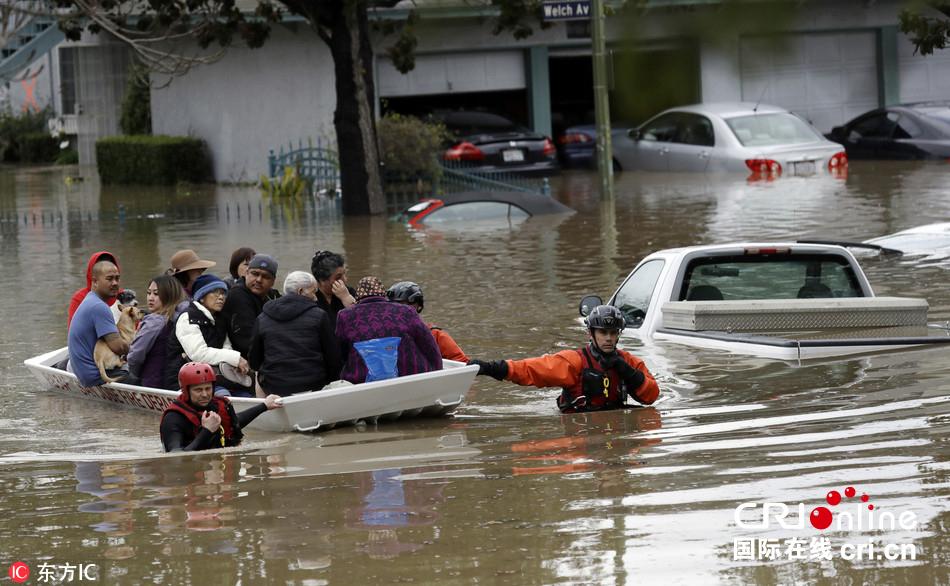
[590,0,613,199]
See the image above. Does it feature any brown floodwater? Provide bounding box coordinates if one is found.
[1,162,949,585]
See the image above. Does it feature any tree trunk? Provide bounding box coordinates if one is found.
[323,0,384,215]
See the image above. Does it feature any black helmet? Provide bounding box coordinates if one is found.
[584,305,625,332]
[387,281,424,311]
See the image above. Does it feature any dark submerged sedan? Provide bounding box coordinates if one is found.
[557,124,597,168]
[435,111,560,176]
[826,103,950,160]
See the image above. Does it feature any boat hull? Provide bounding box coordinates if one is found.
[23,348,477,433]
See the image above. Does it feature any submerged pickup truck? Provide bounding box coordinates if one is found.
[579,242,950,361]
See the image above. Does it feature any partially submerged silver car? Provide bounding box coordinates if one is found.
[612,102,848,179]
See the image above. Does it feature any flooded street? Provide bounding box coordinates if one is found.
[1,162,949,584]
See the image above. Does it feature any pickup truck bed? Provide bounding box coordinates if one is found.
[660,297,929,331]
[653,297,950,360]
[654,324,950,361]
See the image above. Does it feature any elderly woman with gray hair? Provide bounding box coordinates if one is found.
[248,271,342,396]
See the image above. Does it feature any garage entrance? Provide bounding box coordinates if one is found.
[739,32,879,133]
[549,54,594,140]
[377,51,530,127]
[548,44,701,140]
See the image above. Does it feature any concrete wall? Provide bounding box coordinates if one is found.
[150,25,336,182]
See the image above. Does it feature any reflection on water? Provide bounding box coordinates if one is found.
[2,162,950,583]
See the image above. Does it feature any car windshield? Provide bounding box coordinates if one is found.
[725,113,822,146]
[679,254,863,301]
[917,108,950,135]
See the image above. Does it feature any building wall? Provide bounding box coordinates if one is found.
[75,43,130,166]
[150,25,336,182]
[694,0,950,131]
[144,1,950,181]
[0,51,56,116]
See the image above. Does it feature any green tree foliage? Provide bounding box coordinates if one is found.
[899,1,950,55]
[120,68,152,135]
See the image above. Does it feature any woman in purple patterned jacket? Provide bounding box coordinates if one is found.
[335,276,443,384]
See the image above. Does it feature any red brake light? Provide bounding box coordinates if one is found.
[828,151,848,169]
[745,159,783,175]
[407,199,444,227]
[444,141,485,162]
[558,133,592,145]
[542,138,557,157]
[828,151,848,179]
[745,158,783,182]
[744,247,790,255]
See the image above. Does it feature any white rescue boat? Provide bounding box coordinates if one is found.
[23,347,477,433]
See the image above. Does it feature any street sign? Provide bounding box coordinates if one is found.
[542,0,591,21]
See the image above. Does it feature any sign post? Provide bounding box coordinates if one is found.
[542,0,613,199]
[590,0,613,199]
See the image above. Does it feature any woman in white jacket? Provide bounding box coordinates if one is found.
[163,274,251,396]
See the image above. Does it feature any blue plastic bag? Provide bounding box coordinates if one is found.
[354,336,401,382]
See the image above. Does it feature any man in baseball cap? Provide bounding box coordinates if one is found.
[221,253,281,359]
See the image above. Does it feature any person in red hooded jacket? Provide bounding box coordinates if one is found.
[160,362,283,452]
[67,251,121,329]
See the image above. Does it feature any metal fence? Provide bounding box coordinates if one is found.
[267,139,550,212]
[438,160,550,196]
[267,138,340,196]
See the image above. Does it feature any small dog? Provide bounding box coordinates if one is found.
[95,303,145,384]
[116,289,138,307]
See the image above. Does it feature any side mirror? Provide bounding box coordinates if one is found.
[578,295,603,317]
[627,128,640,141]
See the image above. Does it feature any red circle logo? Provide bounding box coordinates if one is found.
[8,562,30,583]
[809,506,833,530]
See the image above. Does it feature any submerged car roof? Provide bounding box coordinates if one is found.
[439,191,575,216]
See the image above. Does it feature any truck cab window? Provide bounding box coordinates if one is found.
[611,259,664,327]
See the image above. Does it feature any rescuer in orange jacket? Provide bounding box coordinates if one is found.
[469,305,659,413]
[387,281,469,362]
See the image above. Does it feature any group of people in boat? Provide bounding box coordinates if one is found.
[64,247,659,452]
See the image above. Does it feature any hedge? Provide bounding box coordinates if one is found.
[19,133,59,163]
[96,135,212,185]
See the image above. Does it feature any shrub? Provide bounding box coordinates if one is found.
[0,108,51,162]
[18,132,59,163]
[377,113,449,178]
[55,148,79,165]
[96,135,212,185]
[259,165,308,199]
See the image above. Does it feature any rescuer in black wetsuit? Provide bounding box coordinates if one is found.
[160,362,282,452]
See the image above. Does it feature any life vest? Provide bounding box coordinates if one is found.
[557,346,624,413]
[161,393,242,448]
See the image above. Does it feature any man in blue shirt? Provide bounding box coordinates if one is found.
[67,260,129,387]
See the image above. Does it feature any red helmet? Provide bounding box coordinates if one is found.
[178,362,216,395]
